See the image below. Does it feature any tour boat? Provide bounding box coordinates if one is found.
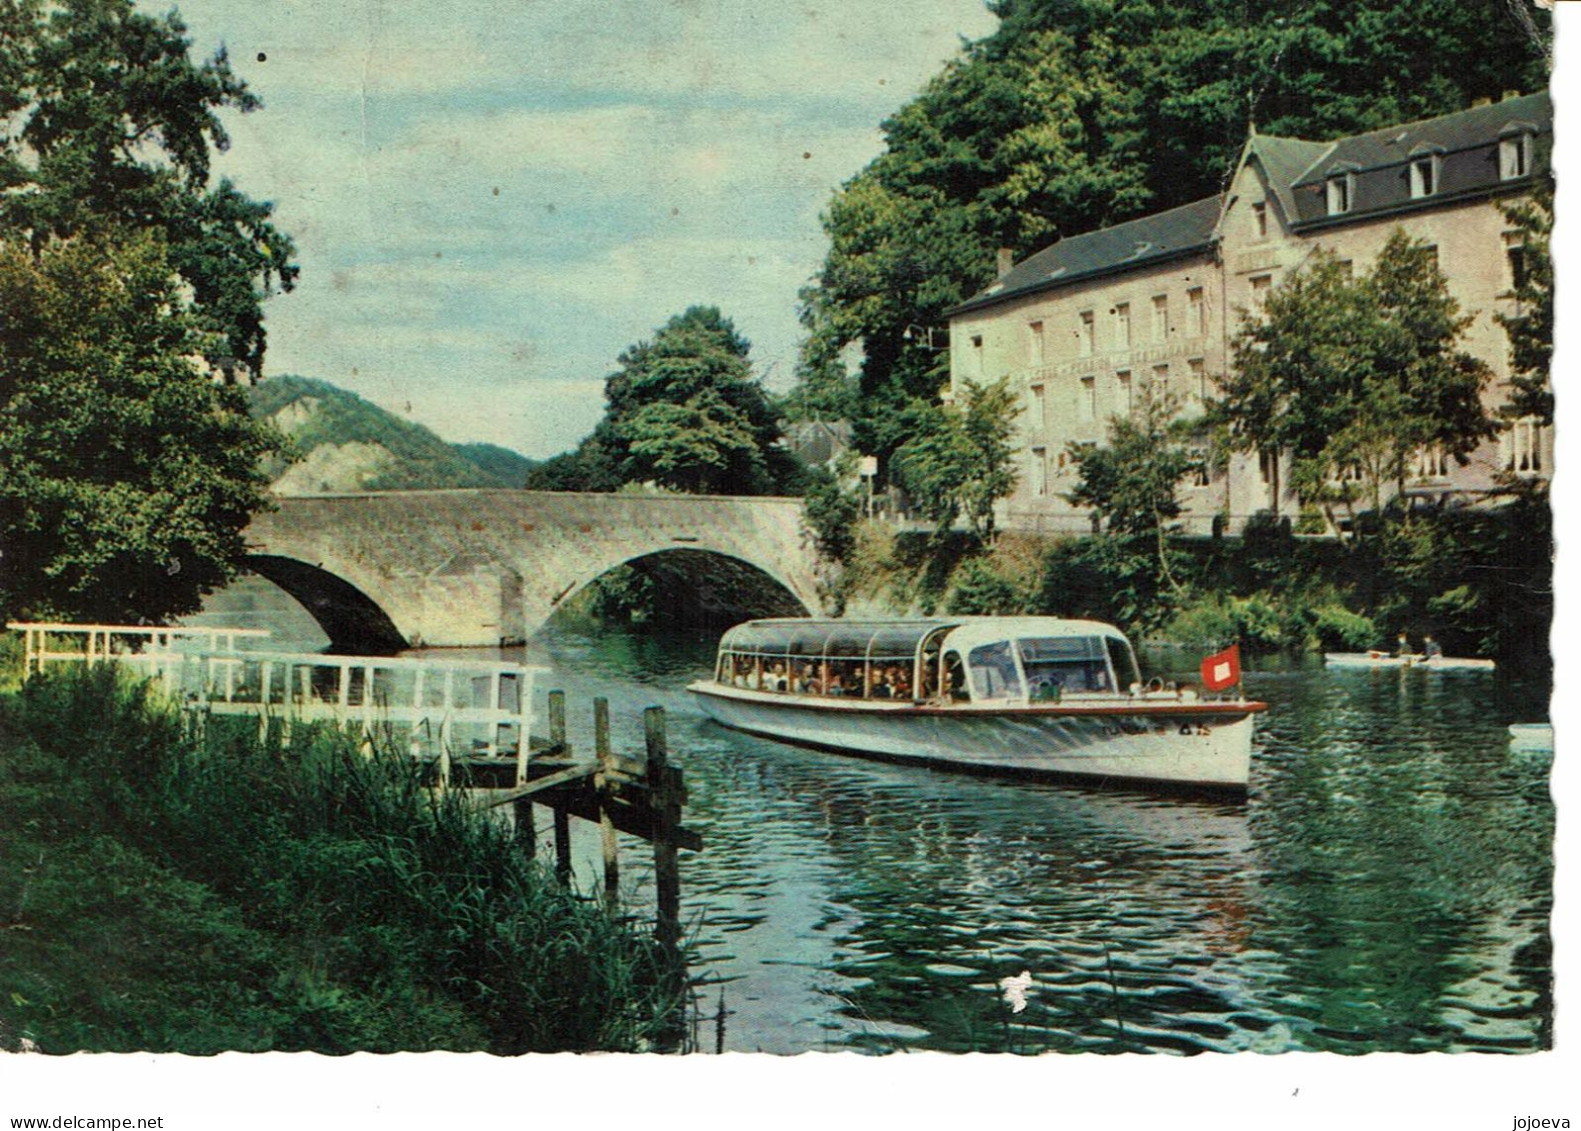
[1323,651,1496,671]
[687,617,1267,794]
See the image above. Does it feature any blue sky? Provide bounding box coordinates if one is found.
[158,0,1001,457]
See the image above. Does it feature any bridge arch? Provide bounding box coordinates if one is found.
[245,555,408,654]
[546,546,812,629]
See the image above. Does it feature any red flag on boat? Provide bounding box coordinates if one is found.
[1201,644,1241,692]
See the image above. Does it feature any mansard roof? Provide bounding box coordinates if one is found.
[948,194,1223,317]
[950,90,1551,318]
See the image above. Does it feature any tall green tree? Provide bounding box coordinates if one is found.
[797,0,1548,465]
[0,233,280,621]
[892,376,1020,545]
[1217,232,1496,532]
[1495,178,1553,427]
[529,307,798,496]
[0,0,297,375]
[1066,387,1199,604]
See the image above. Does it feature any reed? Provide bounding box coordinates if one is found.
[0,665,684,1053]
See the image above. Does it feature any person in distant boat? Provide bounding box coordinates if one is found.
[1422,634,1443,660]
[768,661,789,691]
[826,673,846,697]
[868,668,891,698]
[1394,632,1412,657]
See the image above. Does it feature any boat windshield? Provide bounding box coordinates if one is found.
[1017,636,1113,699]
[968,641,1023,700]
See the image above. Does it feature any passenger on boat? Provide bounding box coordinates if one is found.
[1422,634,1443,660]
[826,673,847,696]
[1394,632,1412,657]
[794,662,817,693]
[889,666,911,699]
[868,669,891,698]
[768,661,789,692]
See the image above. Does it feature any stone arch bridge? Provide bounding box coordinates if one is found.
[241,490,822,650]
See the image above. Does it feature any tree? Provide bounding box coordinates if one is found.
[892,377,1020,545]
[0,0,297,375]
[1066,386,1199,605]
[0,233,281,621]
[794,0,1547,467]
[1217,232,1496,532]
[536,307,798,496]
[1495,179,1553,426]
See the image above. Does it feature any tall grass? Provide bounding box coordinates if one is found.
[0,665,684,1053]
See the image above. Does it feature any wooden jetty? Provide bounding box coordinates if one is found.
[7,622,702,949]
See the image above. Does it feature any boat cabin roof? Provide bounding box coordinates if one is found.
[718,617,1130,660]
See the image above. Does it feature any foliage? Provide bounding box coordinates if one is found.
[530,307,798,496]
[1065,387,1199,611]
[947,556,1027,615]
[795,0,1547,464]
[0,667,682,1053]
[803,461,862,564]
[1217,232,1496,527]
[0,234,282,622]
[0,0,297,375]
[891,377,1020,545]
[1495,178,1553,425]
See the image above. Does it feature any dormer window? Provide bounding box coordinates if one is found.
[1326,170,1354,216]
[1410,154,1439,198]
[1252,201,1268,239]
[1500,128,1534,180]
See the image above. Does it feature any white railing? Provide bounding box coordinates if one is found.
[8,622,543,785]
[9,621,271,675]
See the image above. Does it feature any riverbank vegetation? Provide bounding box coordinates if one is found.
[0,666,682,1054]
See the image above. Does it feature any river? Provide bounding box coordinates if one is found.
[187,579,1554,1054]
[497,625,1553,1055]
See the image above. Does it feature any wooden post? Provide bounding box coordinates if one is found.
[548,689,567,756]
[595,697,619,907]
[645,706,680,953]
[553,806,572,884]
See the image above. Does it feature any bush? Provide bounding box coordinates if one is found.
[1309,604,1378,651]
[947,557,1022,615]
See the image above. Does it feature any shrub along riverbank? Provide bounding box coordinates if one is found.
[833,492,1551,682]
[0,666,683,1054]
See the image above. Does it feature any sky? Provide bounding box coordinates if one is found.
[155,0,1002,459]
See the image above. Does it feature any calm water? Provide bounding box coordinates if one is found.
[515,627,1552,1055]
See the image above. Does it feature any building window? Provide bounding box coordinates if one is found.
[1250,274,1273,310]
[1252,201,1268,239]
[1079,311,1095,357]
[1503,230,1528,292]
[1500,131,1533,181]
[1028,383,1046,434]
[1151,295,1169,344]
[1421,244,1439,270]
[1410,156,1438,198]
[1079,376,1095,422]
[1031,447,1048,496]
[1187,287,1205,337]
[1326,173,1351,215]
[1259,449,1278,486]
[1505,416,1545,475]
[1115,370,1133,416]
[1188,448,1211,488]
[1151,363,1170,399]
[1113,302,1131,351]
[1414,445,1450,481]
[966,334,984,378]
[1188,358,1207,403]
[1027,321,1044,367]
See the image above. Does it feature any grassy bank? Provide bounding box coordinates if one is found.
[0,666,682,1054]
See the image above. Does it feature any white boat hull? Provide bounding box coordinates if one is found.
[1324,652,1496,671]
[688,682,1259,793]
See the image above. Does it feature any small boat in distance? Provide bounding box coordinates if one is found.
[1323,651,1496,671]
[687,617,1267,795]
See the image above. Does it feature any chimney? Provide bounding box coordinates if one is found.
[996,248,1015,278]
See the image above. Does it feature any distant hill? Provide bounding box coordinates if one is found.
[250,375,535,494]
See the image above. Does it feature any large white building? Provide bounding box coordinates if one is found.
[946,91,1551,534]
